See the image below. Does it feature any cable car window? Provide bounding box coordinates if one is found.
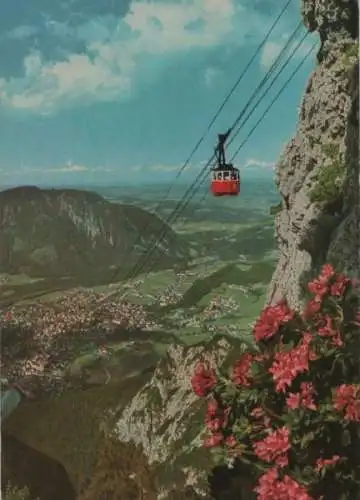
[223,171,230,180]
[231,171,238,180]
[216,172,223,180]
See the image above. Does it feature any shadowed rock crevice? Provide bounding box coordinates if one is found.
[1,433,76,500]
[208,461,256,500]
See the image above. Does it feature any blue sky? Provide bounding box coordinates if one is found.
[0,0,319,187]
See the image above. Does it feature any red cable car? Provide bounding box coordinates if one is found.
[211,129,240,196]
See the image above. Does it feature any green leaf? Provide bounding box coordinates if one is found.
[341,429,351,446]
[211,449,226,466]
[300,431,315,449]
[293,465,302,477]
[324,414,340,422]
[270,202,282,215]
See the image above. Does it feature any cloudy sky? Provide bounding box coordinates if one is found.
[0,0,319,187]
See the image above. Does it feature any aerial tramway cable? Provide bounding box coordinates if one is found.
[230,41,317,163]
[106,0,296,285]
[136,41,318,309]
[195,39,318,205]
[179,40,318,225]
[226,30,309,152]
[176,39,318,221]
[123,25,310,283]
[120,31,310,285]
[130,40,317,289]
[177,40,318,230]
[122,31,307,284]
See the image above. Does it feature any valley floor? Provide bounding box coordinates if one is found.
[1,182,279,498]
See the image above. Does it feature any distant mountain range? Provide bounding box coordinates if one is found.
[0,186,189,278]
[0,170,275,193]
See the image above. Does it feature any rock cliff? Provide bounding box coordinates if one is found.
[267,0,359,309]
[0,186,189,278]
[112,335,249,499]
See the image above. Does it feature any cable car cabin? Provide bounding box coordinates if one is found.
[211,167,240,196]
[211,128,240,196]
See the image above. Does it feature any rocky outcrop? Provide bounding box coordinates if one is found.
[267,0,359,309]
[112,335,248,499]
[77,439,157,500]
[0,186,189,278]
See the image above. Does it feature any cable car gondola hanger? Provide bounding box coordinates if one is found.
[211,128,240,196]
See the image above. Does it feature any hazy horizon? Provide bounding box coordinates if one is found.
[0,163,277,191]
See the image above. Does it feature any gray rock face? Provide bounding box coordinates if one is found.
[0,186,189,277]
[113,335,247,498]
[267,0,359,309]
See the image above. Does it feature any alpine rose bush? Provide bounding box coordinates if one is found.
[191,264,360,499]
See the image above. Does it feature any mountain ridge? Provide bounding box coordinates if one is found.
[0,186,189,278]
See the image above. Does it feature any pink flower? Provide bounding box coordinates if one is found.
[232,353,253,387]
[207,398,219,417]
[286,392,301,409]
[307,264,336,302]
[203,432,223,448]
[255,467,312,500]
[251,407,266,419]
[269,334,316,392]
[205,416,224,432]
[253,426,290,468]
[253,301,294,342]
[317,315,343,347]
[320,264,336,280]
[315,455,341,472]
[330,274,350,296]
[308,273,329,298]
[303,298,321,319]
[251,406,271,429]
[225,435,237,448]
[287,382,317,411]
[191,362,217,397]
[205,403,230,434]
[333,384,360,422]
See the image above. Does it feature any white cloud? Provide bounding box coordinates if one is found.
[0,51,130,113]
[244,158,275,169]
[60,162,89,172]
[6,25,39,39]
[1,0,310,114]
[132,162,199,173]
[260,41,282,70]
[0,0,239,114]
[260,34,318,70]
[13,0,311,116]
[204,66,222,87]
[0,162,113,177]
[149,164,182,172]
[0,159,275,182]
[36,162,91,174]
